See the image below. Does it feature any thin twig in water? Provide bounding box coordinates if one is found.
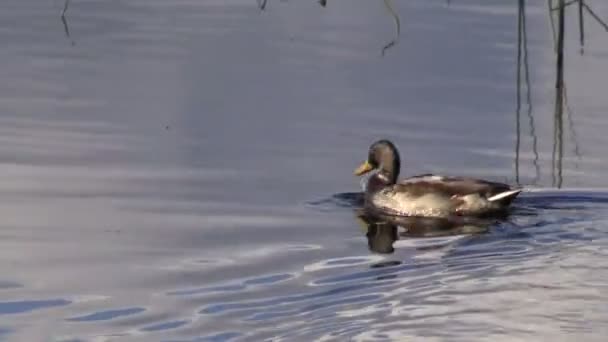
[381,0,401,56]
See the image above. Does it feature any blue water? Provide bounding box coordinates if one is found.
[1,0,608,341]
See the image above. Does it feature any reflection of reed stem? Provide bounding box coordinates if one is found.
[384,0,401,36]
[381,0,401,56]
[556,0,565,107]
[552,0,608,30]
[563,85,582,159]
[515,0,522,184]
[582,2,608,31]
[62,0,70,17]
[521,0,540,183]
[61,0,75,46]
[515,0,540,185]
[257,0,268,10]
[548,0,558,50]
[578,0,585,52]
[555,96,564,188]
[553,0,565,188]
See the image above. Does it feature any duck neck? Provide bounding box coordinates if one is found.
[380,161,399,185]
[378,146,400,184]
[366,172,394,193]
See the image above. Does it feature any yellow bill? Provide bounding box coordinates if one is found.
[354,160,374,175]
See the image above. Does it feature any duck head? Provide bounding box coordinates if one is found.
[354,139,401,185]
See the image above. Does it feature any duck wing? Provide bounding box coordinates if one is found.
[395,174,521,205]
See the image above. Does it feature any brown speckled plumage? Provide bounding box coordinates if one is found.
[354,140,522,217]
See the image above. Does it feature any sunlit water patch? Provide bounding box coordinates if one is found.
[181,190,608,340]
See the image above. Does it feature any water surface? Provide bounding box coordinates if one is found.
[1,0,608,341]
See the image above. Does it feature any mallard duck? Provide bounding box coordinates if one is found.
[354,139,522,217]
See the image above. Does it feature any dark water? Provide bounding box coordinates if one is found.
[1,0,608,341]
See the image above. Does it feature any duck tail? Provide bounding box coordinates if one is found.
[487,189,522,205]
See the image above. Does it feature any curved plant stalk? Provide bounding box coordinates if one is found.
[381,0,401,56]
[61,0,75,46]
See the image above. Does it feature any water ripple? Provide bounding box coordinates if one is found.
[141,319,189,332]
[199,280,397,316]
[2,0,608,339]
[168,273,295,296]
[171,331,242,342]
[67,307,145,322]
[311,261,437,286]
[0,299,71,315]
[304,255,386,272]
[0,281,23,290]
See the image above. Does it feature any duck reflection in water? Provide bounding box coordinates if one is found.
[356,209,498,254]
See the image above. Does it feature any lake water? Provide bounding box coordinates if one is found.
[1,0,608,341]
